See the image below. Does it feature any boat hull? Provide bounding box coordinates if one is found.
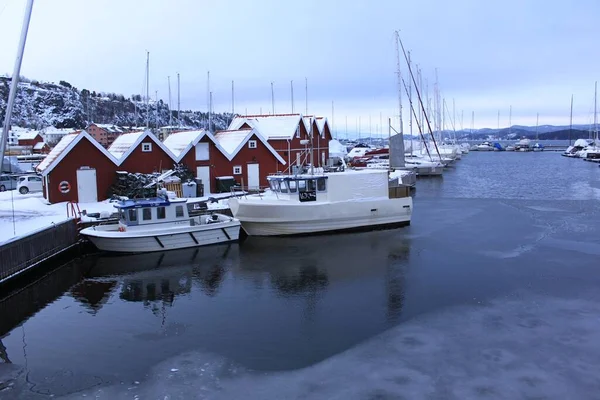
[230,197,412,237]
[81,220,241,253]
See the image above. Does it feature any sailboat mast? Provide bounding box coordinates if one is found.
[177,73,180,127]
[535,113,539,141]
[0,0,34,173]
[394,30,404,135]
[168,76,172,127]
[569,94,573,146]
[146,51,150,128]
[290,80,294,113]
[594,81,598,142]
[408,51,413,155]
[509,105,512,137]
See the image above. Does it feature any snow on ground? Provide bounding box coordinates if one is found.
[0,191,116,245]
[61,292,600,400]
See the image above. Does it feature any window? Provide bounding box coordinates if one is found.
[142,208,152,220]
[119,209,125,222]
[31,176,42,182]
[307,179,316,191]
[128,209,137,222]
[288,180,297,193]
[269,180,278,191]
[175,205,184,218]
[233,166,242,175]
[298,180,306,191]
[195,142,209,160]
[248,140,257,149]
[157,207,166,219]
[317,178,326,192]
[142,143,152,152]
[280,181,288,193]
[295,126,300,138]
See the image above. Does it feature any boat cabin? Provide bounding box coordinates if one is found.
[267,175,328,202]
[115,197,190,226]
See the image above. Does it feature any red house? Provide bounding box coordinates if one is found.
[163,129,231,194]
[213,128,286,190]
[17,130,43,147]
[108,130,177,174]
[36,131,119,204]
[229,113,333,169]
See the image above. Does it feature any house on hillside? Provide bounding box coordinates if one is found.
[33,142,50,154]
[229,113,327,169]
[213,128,286,190]
[17,130,43,147]
[36,131,119,204]
[108,130,177,174]
[42,126,81,147]
[163,129,230,194]
[87,123,128,147]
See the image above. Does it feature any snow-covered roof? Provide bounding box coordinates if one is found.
[91,123,125,133]
[315,117,329,137]
[42,126,79,136]
[107,131,145,159]
[37,131,119,175]
[214,128,286,165]
[33,142,47,150]
[108,130,177,162]
[16,130,40,140]
[162,129,229,162]
[229,114,305,140]
[329,139,347,158]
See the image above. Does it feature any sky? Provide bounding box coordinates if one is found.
[0,0,599,138]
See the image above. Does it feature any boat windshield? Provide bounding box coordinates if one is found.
[268,177,327,193]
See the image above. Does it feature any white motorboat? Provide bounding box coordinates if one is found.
[228,169,412,237]
[474,141,495,151]
[80,190,240,253]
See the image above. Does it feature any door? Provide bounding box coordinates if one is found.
[196,166,211,195]
[247,163,260,190]
[76,168,98,203]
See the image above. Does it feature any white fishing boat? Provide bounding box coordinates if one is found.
[474,141,495,151]
[229,168,412,237]
[80,190,240,253]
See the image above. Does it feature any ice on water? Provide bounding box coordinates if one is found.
[50,293,600,400]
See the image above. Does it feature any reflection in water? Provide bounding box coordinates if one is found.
[238,230,411,322]
[85,244,235,306]
[70,280,117,314]
[0,338,10,363]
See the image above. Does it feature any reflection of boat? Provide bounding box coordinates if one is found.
[84,244,235,303]
[229,169,412,236]
[80,189,240,253]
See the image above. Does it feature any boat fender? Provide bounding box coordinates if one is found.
[118,225,126,232]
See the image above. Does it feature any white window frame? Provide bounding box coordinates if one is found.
[195,142,209,161]
[233,165,242,175]
[248,140,257,149]
[142,143,152,152]
[295,126,300,138]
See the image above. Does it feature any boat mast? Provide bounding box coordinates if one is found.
[408,51,413,155]
[271,81,275,115]
[508,105,512,137]
[290,80,294,113]
[146,51,150,128]
[594,81,598,143]
[177,73,181,127]
[394,31,404,136]
[168,76,172,127]
[0,0,34,174]
[535,113,539,141]
[569,94,573,146]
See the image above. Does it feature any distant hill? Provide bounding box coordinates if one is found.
[0,76,232,131]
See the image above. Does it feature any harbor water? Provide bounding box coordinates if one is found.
[1,151,600,399]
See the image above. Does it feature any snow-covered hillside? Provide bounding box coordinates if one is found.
[0,76,233,130]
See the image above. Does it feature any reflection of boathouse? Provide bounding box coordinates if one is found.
[120,272,192,305]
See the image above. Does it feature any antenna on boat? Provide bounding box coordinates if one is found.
[0,0,34,175]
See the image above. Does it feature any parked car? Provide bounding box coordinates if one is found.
[0,174,19,192]
[17,174,43,194]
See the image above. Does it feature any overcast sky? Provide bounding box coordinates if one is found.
[0,0,598,137]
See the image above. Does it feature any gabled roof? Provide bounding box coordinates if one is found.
[163,129,230,162]
[90,123,125,133]
[42,126,79,136]
[33,142,47,150]
[108,130,177,162]
[228,113,307,140]
[17,130,41,140]
[37,130,119,176]
[214,128,286,165]
[315,117,330,137]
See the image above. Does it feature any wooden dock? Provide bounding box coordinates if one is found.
[0,219,79,285]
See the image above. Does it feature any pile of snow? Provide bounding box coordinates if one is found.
[329,139,348,158]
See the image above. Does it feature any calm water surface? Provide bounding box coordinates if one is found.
[1,151,600,399]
